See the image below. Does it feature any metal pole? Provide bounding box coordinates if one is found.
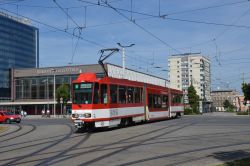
[61,103,62,116]
[53,72,56,118]
[122,47,125,77]
[47,77,49,111]
[117,43,135,78]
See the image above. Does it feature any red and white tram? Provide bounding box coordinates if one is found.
[71,73,184,131]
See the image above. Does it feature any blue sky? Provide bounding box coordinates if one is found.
[1,0,250,92]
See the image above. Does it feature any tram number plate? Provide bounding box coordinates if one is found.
[110,109,118,117]
[75,120,83,123]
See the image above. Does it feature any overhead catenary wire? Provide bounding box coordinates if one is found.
[165,17,250,30]
[53,0,82,29]
[177,5,250,50]
[0,7,105,48]
[53,0,87,64]
[1,1,246,80]
[15,0,250,40]
[75,0,250,58]
[0,0,28,5]
[77,0,250,30]
[5,0,250,32]
[78,0,250,18]
[99,0,181,54]
[166,0,250,16]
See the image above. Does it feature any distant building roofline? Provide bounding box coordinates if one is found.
[13,63,169,82]
[169,52,210,62]
[211,89,237,93]
[0,11,31,25]
[170,52,201,57]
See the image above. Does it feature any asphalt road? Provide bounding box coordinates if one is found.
[1,113,250,166]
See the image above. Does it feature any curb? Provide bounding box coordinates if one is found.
[21,115,71,119]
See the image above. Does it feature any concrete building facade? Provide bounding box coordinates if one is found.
[211,90,239,111]
[168,53,211,104]
[233,95,246,112]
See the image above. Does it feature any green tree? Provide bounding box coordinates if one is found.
[223,99,231,108]
[188,85,200,114]
[56,84,70,115]
[242,83,250,105]
[223,99,236,112]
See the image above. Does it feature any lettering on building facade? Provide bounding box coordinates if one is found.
[36,67,80,75]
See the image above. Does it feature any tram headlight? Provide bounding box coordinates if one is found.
[84,113,91,118]
[74,114,79,118]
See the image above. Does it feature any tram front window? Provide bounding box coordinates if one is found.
[73,83,93,104]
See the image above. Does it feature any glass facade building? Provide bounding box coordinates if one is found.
[3,64,105,114]
[0,12,39,100]
[14,74,78,115]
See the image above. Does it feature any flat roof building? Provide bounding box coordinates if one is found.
[168,53,211,113]
[0,12,39,101]
[168,53,211,103]
[211,89,239,112]
[0,63,169,115]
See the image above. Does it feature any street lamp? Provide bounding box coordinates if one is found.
[51,68,56,118]
[117,43,135,77]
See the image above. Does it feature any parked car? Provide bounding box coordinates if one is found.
[0,111,21,124]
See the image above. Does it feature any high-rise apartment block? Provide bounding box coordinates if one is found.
[168,53,211,104]
[0,12,39,100]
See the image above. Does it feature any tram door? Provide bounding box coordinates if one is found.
[143,84,149,121]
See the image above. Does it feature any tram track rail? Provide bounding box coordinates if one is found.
[2,124,74,166]
[0,124,36,143]
[0,125,22,138]
[47,119,196,165]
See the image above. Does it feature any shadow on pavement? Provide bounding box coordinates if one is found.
[211,150,250,164]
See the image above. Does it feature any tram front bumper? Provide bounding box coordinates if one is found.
[74,119,84,128]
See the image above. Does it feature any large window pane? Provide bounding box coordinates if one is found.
[119,86,126,104]
[93,83,99,104]
[135,87,141,103]
[110,85,117,104]
[127,87,134,103]
[100,84,107,104]
[73,83,93,104]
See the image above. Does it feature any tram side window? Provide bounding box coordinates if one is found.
[172,94,182,104]
[110,85,118,104]
[158,95,162,108]
[153,95,162,108]
[162,95,168,108]
[127,87,134,103]
[101,84,108,104]
[172,95,177,103]
[93,83,99,104]
[119,86,126,104]
[135,87,141,103]
[148,94,153,108]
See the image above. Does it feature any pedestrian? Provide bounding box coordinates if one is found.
[24,111,27,117]
[46,109,50,118]
[42,109,45,117]
[21,110,24,118]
